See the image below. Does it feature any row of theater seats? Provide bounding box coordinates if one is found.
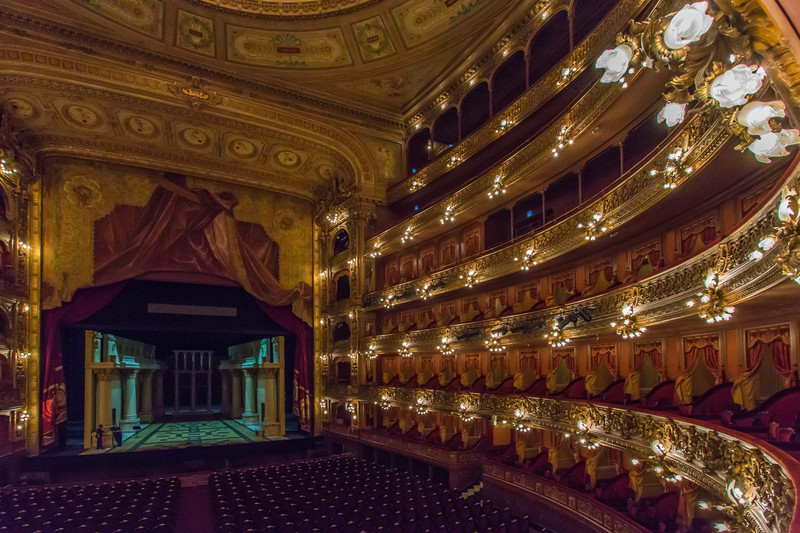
[0,478,180,533]
[210,455,538,532]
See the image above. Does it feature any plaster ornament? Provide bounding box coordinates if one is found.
[709,64,766,108]
[736,100,786,135]
[664,2,714,50]
[657,102,687,126]
[747,129,800,163]
[596,44,633,83]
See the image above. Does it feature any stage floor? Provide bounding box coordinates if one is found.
[83,418,286,454]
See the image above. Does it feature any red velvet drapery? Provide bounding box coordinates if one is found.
[42,175,314,440]
[634,347,663,372]
[553,350,576,372]
[748,339,792,378]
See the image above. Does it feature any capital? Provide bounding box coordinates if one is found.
[93,368,115,381]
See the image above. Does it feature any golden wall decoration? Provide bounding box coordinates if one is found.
[227,25,353,68]
[70,0,164,39]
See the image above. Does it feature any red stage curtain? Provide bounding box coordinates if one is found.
[41,282,128,440]
[42,175,314,441]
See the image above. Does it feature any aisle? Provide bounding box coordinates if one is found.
[177,485,214,533]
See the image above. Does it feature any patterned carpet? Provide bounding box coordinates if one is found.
[83,419,286,454]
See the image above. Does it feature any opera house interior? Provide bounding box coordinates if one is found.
[2,0,800,531]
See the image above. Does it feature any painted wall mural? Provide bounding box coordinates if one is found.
[391,0,485,47]
[227,25,353,68]
[176,10,215,57]
[42,159,313,310]
[72,0,164,39]
[352,15,396,63]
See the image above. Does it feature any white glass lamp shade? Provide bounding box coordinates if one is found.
[709,65,766,108]
[736,100,786,135]
[596,45,633,83]
[664,2,714,50]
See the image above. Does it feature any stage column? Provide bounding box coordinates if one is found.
[231,370,242,419]
[220,370,231,417]
[121,368,140,432]
[154,370,164,420]
[207,352,212,413]
[140,370,153,424]
[94,368,114,448]
[174,351,180,415]
[190,352,197,414]
[261,367,281,436]
[242,368,259,426]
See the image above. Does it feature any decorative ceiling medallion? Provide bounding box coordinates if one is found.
[190,0,378,18]
[2,98,38,120]
[176,10,215,57]
[123,115,159,139]
[392,0,486,48]
[275,150,301,168]
[316,164,336,179]
[227,25,353,68]
[352,15,396,63]
[228,138,258,159]
[179,127,211,148]
[62,104,102,129]
[71,0,164,39]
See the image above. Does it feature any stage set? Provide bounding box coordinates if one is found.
[81,330,288,453]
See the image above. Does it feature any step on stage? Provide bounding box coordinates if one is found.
[83,418,286,454]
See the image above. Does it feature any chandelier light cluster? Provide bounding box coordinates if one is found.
[398,336,413,358]
[494,117,514,134]
[511,409,531,432]
[409,179,421,193]
[457,402,474,422]
[418,283,434,300]
[557,66,578,86]
[326,212,340,225]
[611,304,646,338]
[447,154,462,169]
[645,440,683,484]
[400,227,414,244]
[412,397,428,414]
[460,268,478,288]
[686,269,735,323]
[436,331,455,356]
[750,189,800,284]
[551,125,574,158]
[546,322,569,347]
[345,401,357,423]
[376,394,392,409]
[366,342,378,359]
[565,420,600,449]
[649,145,693,189]
[0,149,18,178]
[595,1,798,164]
[319,399,329,416]
[368,243,382,258]
[382,293,398,309]
[484,331,505,353]
[487,176,507,199]
[514,245,538,270]
[578,212,609,241]
[440,205,456,224]
[698,480,755,533]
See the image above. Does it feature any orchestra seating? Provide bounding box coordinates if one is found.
[209,454,534,532]
[0,478,180,532]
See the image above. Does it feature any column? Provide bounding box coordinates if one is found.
[220,370,231,417]
[174,351,179,415]
[207,352,212,413]
[83,367,95,449]
[154,370,164,420]
[121,369,140,431]
[94,368,114,448]
[190,352,196,414]
[261,367,281,436]
[231,370,242,419]
[242,368,259,425]
[139,370,153,424]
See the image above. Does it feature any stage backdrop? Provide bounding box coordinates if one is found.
[41,158,314,441]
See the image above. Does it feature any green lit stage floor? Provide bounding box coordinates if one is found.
[83,418,286,454]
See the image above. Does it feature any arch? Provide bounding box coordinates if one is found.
[407,128,432,174]
[333,321,351,342]
[335,274,350,301]
[432,107,459,146]
[491,50,526,114]
[528,10,570,86]
[333,228,350,255]
[571,0,619,45]
[460,82,490,139]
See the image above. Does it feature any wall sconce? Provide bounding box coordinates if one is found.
[546,322,569,347]
[752,189,800,284]
[368,243,382,258]
[647,440,683,483]
[686,269,735,323]
[409,179,421,192]
[487,176,506,199]
[326,212,339,225]
[457,402,474,422]
[578,212,609,240]
[511,410,531,432]
[320,399,329,415]
[611,304,646,339]
[0,150,19,178]
[484,331,505,353]
[514,245,538,270]
[495,117,514,134]
[366,342,378,359]
[437,330,455,356]
[557,66,577,86]
[447,154,462,168]
[418,283,433,300]
[648,146,693,190]
[460,268,478,288]
[413,397,429,414]
[376,394,393,409]
[382,293,398,308]
[400,227,414,244]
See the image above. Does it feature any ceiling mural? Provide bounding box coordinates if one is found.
[352,15,396,63]
[71,0,164,38]
[391,0,485,47]
[176,10,216,57]
[227,25,353,68]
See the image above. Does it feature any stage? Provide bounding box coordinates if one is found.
[82,418,286,454]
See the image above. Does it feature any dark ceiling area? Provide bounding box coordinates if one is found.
[70,280,289,355]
